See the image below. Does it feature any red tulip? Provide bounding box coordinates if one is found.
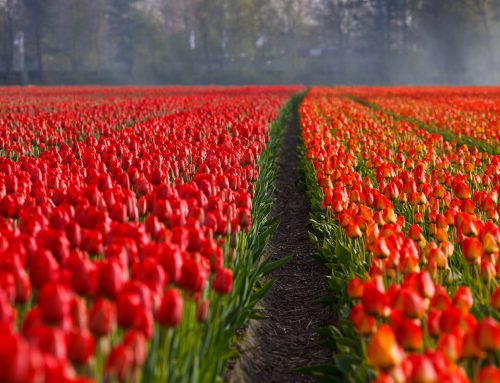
[362,279,388,317]
[123,330,147,368]
[476,318,500,352]
[0,332,31,383]
[196,299,210,323]
[98,260,126,298]
[395,318,422,351]
[157,288,183,327]
[38,283,71,324]
[406,354,438,383]
[66,329,95,365]
[89,298,116,337]
[477,366,500,383]
[212,267,233,294]
[178,258,207,292]
[491,286,500,310]
[105,344,134,383]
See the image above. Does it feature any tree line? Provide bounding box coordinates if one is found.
[0,0,499,85]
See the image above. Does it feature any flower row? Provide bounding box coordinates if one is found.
[337,86,500,153]
[300,88,500,383]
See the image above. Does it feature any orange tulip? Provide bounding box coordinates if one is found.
[461,237,483,263]
[347,277,364,299]
[461,330,485,360]
[368,324,404,371]
[437,333,462,362]
[345,220,362,238]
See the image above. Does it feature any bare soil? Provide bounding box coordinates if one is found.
[227,103,334,383]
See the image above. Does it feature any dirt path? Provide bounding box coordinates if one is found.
[229,102,334,383]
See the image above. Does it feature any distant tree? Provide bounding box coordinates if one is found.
[454,0,498,80]
[22,0,50,77]
[0,0,23,80]
[107,0,138,75]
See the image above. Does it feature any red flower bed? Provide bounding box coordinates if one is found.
[0,85,301,382]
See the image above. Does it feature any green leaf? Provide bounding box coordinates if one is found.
[308,231,319,246]
[335,242,353,268]
[249,278,275,306]
[259,256,291,276]
[296,364,342,379]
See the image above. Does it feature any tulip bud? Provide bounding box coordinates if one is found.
[347,277,364,299]
[407,355,438,383]
[482,232,499,254]
[401,289,426,319]
[461,330,485,360]
[476,318,500,352]
[157,288,183,328]
[350,304,376,336]
[38,283,71,324]
[105,344,134,383]
[415,271,435,299]
[427,309,442,337]
[408,225,423,242]
[213,267,233,294]
[367,324,403,371]
[66,329,95,365]
[196,299,209,323]
[373,237,391,260]
[437,332,462,362]
[395,318,422,351]
[491,286,500,310]
[98,260,126,298]
[452,286,473,314]
[461,237,483,264]
[481,260,496,282]
[476,366,500,383]
[117,292,142,329]
[123,330,147,368]
[89,298,117,338]
[178,258,207,292]
[414,212,424,224]
[362,278,389,317]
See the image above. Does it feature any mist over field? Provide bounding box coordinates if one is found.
[0,0,499,85]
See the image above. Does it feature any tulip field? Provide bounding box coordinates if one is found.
[301,87,500,382]
[0,85,499,383]
[0,85,302,383]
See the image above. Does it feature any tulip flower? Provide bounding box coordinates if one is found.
[476,366,500,383]
[213,267,233,295]
[89,298,117,338]
[38,283,71,324]
[105,344,134,383]
[362,279,389,317]
[476,318,500,352]
[395,318,423,351]
[367,324,404,371]
[461,237,483,263]
[157,288,183,328]
[347,277,364,299]
[66,329,95,365]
